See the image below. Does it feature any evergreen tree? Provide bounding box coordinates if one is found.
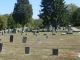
[39,0,65,31]
[12,0,33,28]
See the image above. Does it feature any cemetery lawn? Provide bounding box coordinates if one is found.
[0,32,80,60]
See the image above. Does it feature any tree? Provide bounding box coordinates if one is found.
[7,14,15,29]
[12,0,33,32]
[0,16,4,30]
[39,0,65,31]
[71,8,80,26]
[66,4,78,25]
[0,15,9,30]
[66,4,78,14]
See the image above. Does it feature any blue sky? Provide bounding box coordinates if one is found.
[0,0,80,19]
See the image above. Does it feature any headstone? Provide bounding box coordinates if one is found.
[0,43,3,52]
[10,35,14,42]
[33,31,36,35]
[67,25,73,34]
[12,28,16,33]
[2,31,4,35]
[52,49,58,55]
[61,33,66,35]
[52,33,56,35]
[22,37,27,43]
[49,25,53,32]
[25,34,27,35]
[25,47,30,54]
[44,33,47,36]
[0,39,1,42]
[46,35,48,39]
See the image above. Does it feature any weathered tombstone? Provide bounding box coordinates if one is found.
[25,34,27,35]
[44,33,47,36]
[22,37,27,43]
[46,35,48,39]
[0,39,1,42]
[2,31,4,35]
[52,33,56,35]
[12,28,16,33]
[61,33,66,35]
[49,25,53,32]
[0,43,3,52]
[52,49,58,55]
[52,27,56,35]
[33,31,37,36]
[67,25,73,34]
[10,35,14,42]
[25,47,30,54]
[33,31,36,35]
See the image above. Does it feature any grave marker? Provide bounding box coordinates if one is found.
[0,43,3,52]
[43,33,47,36]
[25,47,30,54]
[22,37,27,43]
[67,25,73,34]
[52,49,58,55]
[0,39,1,42]
[10,35,14,42]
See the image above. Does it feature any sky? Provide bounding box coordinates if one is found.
[0,0,80,19]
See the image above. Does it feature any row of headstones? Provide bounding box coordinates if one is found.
[25,48,59,55]
[0,44,58,55]
[10,35,27,43]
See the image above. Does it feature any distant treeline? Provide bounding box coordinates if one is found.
[0,3,80,30]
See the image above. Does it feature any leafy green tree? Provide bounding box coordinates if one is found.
[61,11,70,26]
[39,0,65,31]
[12,0,33,32]
[0,16,4,30]
[0,15,9,30]
[7,14,16,29]
[26,19,43,29]
[33,19,43,29]
[71,8,80,26]
[66,4,78,14]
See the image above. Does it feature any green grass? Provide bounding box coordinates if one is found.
[0,32,80,60]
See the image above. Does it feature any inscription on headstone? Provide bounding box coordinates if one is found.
[10,35,13,42]
[0,43,3,52]
[25,47,30,54]
[52,49,58,55]
[22,37,27,43]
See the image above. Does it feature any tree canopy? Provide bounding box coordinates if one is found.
[39,0,65,29]
[12,0,33,27]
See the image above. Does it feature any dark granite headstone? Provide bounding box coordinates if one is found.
[25,47,30,54]
[52,49,58,55]
[0,43,3,52]
[22,37,27,43]
[10,35,13,42]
